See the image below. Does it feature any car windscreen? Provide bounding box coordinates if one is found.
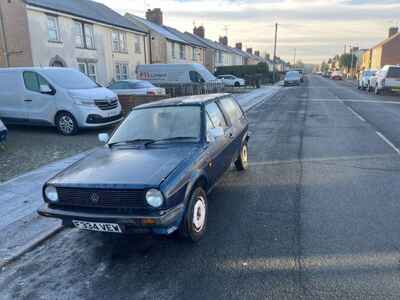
[108,106,201,144]
[41,69,99,89]
[387,67,400,78]
[286,72,300,79]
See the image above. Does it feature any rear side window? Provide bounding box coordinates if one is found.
[205,102,227,128]
[189,71,204,83]
[219,98,243,123]
[387,67,400,78]
[23,72,50,93]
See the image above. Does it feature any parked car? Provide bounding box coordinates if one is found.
[108,80,166,96]
[217,75,245,87]
[292,69,304,82]
[369,65,400,95]
[38,93,249,242]
[284,71,301,86]
[331,71,343,80]
[358,69,377,91]
[137,63,220,84]
[0,67,122,135]
[0,118,7,143]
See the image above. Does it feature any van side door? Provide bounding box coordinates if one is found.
[0,71,28,123]
[23,71,57,125]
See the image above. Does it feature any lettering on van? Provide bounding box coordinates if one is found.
[139,72,167,81]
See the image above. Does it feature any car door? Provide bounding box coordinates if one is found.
[0,71,28,123]
[218,97,248,164]
[205,102,231,185]
[23,71,56,125]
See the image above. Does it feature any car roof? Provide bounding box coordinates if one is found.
[135,93,231,109]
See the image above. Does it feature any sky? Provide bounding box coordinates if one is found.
[96,0,400,64]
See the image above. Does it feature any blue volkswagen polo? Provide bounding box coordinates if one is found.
[38,93,249,242]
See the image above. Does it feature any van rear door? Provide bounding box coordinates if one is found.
[22,71,56,125]
[0,71,28,123]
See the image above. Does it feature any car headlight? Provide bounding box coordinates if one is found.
[74,98,95,106]
[44,185,58,202]
[146,189,164,208]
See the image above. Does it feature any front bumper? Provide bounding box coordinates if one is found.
[0,129,7,142]
[38,204,185,235]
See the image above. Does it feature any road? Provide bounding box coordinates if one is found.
[2,76,400,299]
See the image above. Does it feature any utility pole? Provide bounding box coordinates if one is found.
[293,48,296,67]
[350,44,354,79]
[273,23,278,83]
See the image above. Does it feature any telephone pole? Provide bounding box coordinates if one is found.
[293,48,296,67]
[273,23,278,83]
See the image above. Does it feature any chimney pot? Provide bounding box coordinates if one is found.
[235,42,242,50]
[219,36,228,46]
[246,48,253,54]
[193,26,205,38]
[146,8,163,25]
[255,50,260,57]
[389,27,399,38]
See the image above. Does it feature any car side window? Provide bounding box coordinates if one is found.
[189,71,204,83]
[23,72,40,92]
[219,98,244,123]
[206,113,215,131]
[205,102,227,128]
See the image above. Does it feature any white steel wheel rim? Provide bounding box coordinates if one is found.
[192,196,206,232]
[242,145,248,166]
[59,116,74,134]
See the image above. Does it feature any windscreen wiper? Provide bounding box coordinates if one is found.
[108,139,156,147]
[145,137,198,145]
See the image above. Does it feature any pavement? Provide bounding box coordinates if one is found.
[0,85,281,269]
[2,78,400,299]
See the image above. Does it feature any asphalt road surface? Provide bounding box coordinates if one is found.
[2,76,400,299]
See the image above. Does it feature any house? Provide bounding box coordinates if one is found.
[370,28,400,69]
[0,0,149,85]
[125,9,205,66]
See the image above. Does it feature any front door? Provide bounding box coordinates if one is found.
[22,71,57,125]
[0,71,28,123]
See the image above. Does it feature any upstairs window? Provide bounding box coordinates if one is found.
[192,48,196,61]
[47,15,61,42]
[74,22,95,49]
[134,35,141,54]
[112,31,128,53]
[171,42,176,58]
[180,44,185,59]
[74,22,84,47]
[84,24,95,49]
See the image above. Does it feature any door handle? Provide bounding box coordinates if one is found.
[24,99,32,102]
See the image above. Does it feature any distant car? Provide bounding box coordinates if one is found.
[108,80,166,96]
[331,71,343,80]
[284,71,301,86]
[38,94,249,242]
[217,75,245,87]
[358,69,376,91]
[369,65,400,95]
[0,119,7,143]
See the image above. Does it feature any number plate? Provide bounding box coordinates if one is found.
[73,220,122,233]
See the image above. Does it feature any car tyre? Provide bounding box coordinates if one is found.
[56,112,78,135]
[374,85,380,95]
[179,186,208,242]
[234,81,240,87]
[235,143,249,171]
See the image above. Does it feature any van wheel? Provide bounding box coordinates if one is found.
[235,143,249,171]
[56,112,78,135]
[179,186,208,242]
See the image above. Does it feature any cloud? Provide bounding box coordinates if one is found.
[95,0,400,63]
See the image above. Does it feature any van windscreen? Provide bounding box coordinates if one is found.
[41,69,99,89]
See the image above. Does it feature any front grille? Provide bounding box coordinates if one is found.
[95,99,119,110]
[57,187,147,209]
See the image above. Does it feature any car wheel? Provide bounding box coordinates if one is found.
[179,186,208,242]
[56,112,78,135]
[374,85,380,95]
[234,81,240,87]
[235,143,249,171]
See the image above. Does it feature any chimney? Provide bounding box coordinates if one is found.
[246,48,253,55]
[265,53,270,60]
[235,42,242,50]
[219,36,228,46]
[193,26,205,38]
[389,27,399,38]
[146,8,163,25]
[255,50,260,57]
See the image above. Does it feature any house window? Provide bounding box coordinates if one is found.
[218,51,223,63]
[180,44,185,59]
[171,42,176,58]
[47,15,60,42]
[115,63,129,80]
[192,48,196,61]
[134,35,141,54]
[78,62,97,82]
[75,22,95,49]
[112,31,127,53]
[74,22,84,47]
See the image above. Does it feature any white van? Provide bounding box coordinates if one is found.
[136,63,220,84]
[0,67,122,135]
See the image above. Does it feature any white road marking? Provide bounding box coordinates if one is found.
[304,98,400,105]
[346,106,366,122]
[375,131,400,155]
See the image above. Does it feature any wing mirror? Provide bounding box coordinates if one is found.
[207,127,224,143]
[98,133,110,144]
[40,84,54,95]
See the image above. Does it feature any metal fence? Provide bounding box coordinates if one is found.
[156,82,225,98]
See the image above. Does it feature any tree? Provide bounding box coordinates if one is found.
[339,53,357,70]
